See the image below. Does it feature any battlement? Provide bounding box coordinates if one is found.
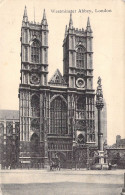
[74,28,85,35]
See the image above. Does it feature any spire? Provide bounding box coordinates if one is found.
[43,9,46,20]
[23,6,28,22]
[41,9,48,25]
[69,13,73,28]
[87,17,90,27]
[86,17,92,32]
[24,6,27,17]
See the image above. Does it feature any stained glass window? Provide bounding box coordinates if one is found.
[50,97,67,135]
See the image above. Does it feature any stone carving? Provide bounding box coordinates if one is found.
[49,69,67,86]
[96,76,104,109]
[31,119,40,130]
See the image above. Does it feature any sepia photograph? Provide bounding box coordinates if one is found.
[0,0,125,194]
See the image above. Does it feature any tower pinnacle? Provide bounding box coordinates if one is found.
[86,17,92,32]
[24,6,27,17]
[43,9,46,20]
[87,17,90,27]
[23,6,28,22]
[41,9,48,25]
[69,13,73,28]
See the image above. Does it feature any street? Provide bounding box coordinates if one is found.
[0,169,124,195]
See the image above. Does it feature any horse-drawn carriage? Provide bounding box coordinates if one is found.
[50,158,60,171]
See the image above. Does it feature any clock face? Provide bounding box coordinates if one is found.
[76,78,85,88]
[30,74,40,85]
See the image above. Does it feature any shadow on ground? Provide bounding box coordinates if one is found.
[1,182,122,195]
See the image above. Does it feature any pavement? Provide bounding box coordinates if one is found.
[0,169,125,195]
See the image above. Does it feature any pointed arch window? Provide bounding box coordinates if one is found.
[50,96,67,135]
[76,47,84,68]
[31,95,40,117]
[31,41,40,63]
[77,96,86,110]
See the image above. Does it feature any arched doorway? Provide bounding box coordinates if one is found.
[74,148,87,169]
[30,133,40,168]
[30,133,39,156]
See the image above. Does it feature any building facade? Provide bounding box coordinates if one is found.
[106,135,125,169]
[18,8,97,168]
[0,110,19,169]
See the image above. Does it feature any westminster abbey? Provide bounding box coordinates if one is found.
[0,7,107,169]
[18,7,97,168]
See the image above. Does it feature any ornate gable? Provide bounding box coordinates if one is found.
[48,69,67,86]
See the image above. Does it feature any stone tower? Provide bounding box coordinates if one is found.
[19,7,49,167]
[63,14,93,89]
[63,14,95,146]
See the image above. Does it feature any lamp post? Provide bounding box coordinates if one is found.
[96,77,104,166]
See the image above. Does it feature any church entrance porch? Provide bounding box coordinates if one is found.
[73,147,88,169]
[30,133,43,168]
[19,133,45,169]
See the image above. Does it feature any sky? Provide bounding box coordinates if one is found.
[0,0,125,145]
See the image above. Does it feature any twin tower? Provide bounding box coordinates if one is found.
[19,7,95,168]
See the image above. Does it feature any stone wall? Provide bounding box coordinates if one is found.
[0,119,19,169]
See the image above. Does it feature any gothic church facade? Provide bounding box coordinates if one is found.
[19,7,97,168]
